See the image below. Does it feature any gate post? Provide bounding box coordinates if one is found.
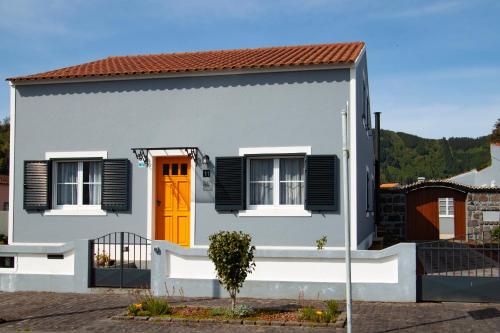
[88,239,94,288]
[120,232,124,288]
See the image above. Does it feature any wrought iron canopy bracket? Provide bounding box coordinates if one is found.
[131,147,201,167]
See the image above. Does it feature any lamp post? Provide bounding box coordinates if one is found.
[341,105,352,333]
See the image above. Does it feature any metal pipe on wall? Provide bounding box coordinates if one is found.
[374,112,381,225]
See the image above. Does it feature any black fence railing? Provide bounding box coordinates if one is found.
[417,233,500,278]
[88,232,151,288]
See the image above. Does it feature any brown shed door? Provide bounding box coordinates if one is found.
[406,188,466,241]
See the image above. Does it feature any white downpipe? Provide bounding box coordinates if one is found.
[342,106,352,333]
[8,83,15,244]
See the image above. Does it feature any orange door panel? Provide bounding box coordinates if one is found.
[155,157,191,247]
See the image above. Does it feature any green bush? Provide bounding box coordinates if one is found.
[324,299,340,322]
[230,304,255,318]
[141,295,172,316]
[491,226,500,242]
[325,299,339,316]
[127,293,172,317]
[127,304,139,316]
[210,307,227,316]
[299,306,318,322]
[207,231,255,311]
[0,234,7,244]
[299,301,339,323]
[136,310,151,317]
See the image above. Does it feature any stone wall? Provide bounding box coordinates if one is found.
[378,191,406,241]
[466,192,500,239]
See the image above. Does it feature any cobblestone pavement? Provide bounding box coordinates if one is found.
[0,291,499,332]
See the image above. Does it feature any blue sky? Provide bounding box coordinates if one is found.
[1,0,498,138]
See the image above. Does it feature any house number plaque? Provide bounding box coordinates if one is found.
[203,179,213,191]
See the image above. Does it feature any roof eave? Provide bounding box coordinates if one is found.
[7,62,356,86]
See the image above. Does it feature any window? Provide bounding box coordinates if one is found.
[53,160,102,209]
[236,146,312,216]
[366,171,370,212]
[439,198,454,217]
[0,256,14,268]
[365,171,375,213]
[248,157,304,208]
[361,80,371,130]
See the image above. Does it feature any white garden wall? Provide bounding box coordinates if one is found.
[152,241,416,302]
[167,253,399,283]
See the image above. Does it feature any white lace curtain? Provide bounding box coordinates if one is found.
[84,162,102,205]
[250,159,273,205]
[249,158,304,205]
[56,161,102,205]
[279,158,304,205]
[57,162,78,205]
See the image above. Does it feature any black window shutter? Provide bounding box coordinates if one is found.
[305,155,337,211]
[24,160,50,211]
[215,157,246,211]
[101,159,130,212]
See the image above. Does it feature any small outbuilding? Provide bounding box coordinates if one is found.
[379,180,500,242]
[379,142,500,242]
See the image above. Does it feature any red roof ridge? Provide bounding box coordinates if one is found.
[107,41,365,59]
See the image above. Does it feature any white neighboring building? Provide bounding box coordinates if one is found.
[449,143,500,188]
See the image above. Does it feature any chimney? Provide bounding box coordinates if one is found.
[374,112,381,225]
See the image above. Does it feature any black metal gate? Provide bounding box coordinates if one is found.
[417,232,500,302]
[88,232,151,288]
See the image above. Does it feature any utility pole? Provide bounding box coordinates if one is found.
[341,105,352,333]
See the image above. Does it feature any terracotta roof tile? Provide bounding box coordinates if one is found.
[7,42,365,82]
[381,179,500,193]
[380,183,400,189]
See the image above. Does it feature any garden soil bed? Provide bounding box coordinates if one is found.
[112,305,346,328]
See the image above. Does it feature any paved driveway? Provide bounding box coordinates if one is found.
[0,292,499,332]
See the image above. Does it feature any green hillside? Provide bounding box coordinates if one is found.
[380,129,492,185]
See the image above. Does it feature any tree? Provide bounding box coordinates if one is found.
[207,231,255,311]
[492,118,500,144]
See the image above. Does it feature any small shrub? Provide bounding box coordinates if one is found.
[136,310,151,317]
[491,226,500,242]
[325,299,339,315]
[210,307,227,316]
[299,302,338,323]
[127,303,141,316]
[316,236,327,250]
[141,296,171,316]
[127,291,172,317]
[207,231,256,311]
[230,304,255,318]
[323,311,333,323]
[299,306,318,322]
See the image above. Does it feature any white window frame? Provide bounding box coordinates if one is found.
[438,198,454,217]
[44,151,107,216]
[238,146,311,217]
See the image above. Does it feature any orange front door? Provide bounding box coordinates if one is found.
[155,157,191,247]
